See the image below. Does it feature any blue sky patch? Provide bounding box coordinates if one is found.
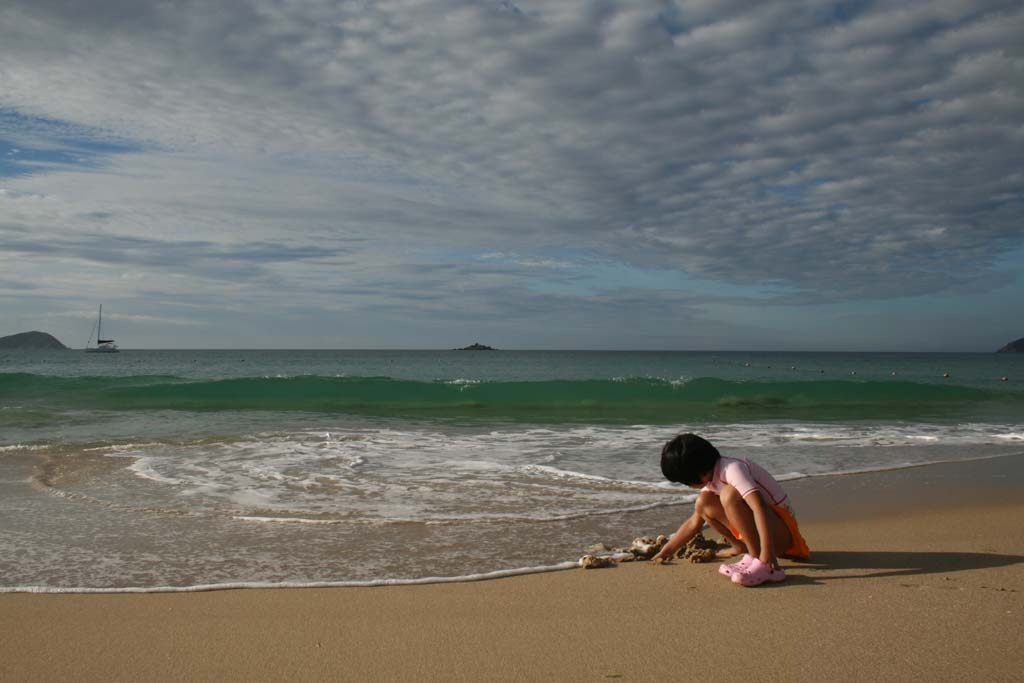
[0,110,142,179]
[762,178,831,203]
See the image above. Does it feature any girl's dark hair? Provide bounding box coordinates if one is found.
[660,433,720,486]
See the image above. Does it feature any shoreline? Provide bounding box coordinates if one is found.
[3,451,1023,595]
[787,448,1024,520]
[3,455,1023,681]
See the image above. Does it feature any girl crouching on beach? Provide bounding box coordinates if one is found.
[652,433,810,586]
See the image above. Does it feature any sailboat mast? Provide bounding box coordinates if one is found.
[85,304,119,352]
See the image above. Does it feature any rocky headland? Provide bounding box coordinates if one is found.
[0,331,69,350]
[997,337,1024,353]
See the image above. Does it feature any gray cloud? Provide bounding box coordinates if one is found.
[1,225,343,268]
[1,0,1022,348]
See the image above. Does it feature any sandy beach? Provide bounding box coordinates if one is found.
[4,456,1023,682]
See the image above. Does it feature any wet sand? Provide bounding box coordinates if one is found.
[3,456,1023,682]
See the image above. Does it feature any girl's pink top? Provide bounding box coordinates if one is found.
[701,456,789,507]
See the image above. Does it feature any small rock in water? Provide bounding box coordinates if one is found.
[580,554,617,569]
[585,542,612,554]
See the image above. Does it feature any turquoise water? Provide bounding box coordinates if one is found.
[4,348,1021,385]
[1,349,1021,591]
[3,350,1021,429]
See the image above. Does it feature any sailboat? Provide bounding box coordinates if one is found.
[85,305,119,353]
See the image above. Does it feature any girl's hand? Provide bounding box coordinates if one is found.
[651,547,673,564]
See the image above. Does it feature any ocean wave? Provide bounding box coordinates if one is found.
[3,372,1021,422]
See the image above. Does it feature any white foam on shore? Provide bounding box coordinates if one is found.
[27,421,1024,528]
[519,464,682,491]
[0,444,52,453]
[996,433,1024,441]
[128,457,184,485]
[0,561,582,594]
[234,515,343,525]
[417,498,695,525]
[84,442,163,453]
[230,495,695,527]
[520,464,615,482]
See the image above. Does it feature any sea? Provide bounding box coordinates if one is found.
[1,349,1021,593]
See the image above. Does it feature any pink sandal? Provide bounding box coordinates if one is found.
[718,554,755,578]
[731,558,786,587]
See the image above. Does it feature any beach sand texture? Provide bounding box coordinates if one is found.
[3,458,1022,682]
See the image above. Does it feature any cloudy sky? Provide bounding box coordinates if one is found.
[1,0,1022,351]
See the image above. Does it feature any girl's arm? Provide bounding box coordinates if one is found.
[652,510,703,563]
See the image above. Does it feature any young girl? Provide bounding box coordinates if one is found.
[652,433,810,586]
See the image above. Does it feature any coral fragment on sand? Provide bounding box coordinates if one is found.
[686,548,716,563]
[629,535,668,560]
[580,554,617,569]
[678,532,721,563]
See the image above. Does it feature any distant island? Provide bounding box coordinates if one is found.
[0,331,69,350]
[998,337,1024,353]
[454,343,496,351]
